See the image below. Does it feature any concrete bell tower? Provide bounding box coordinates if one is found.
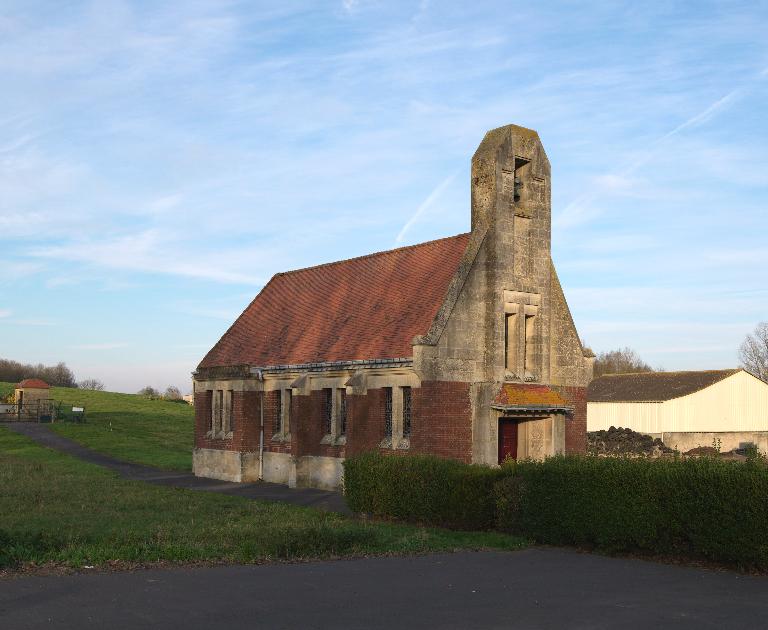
[470,125,553,384]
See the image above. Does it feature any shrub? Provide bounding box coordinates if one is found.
[343,451,510,531]
[495,455,768,570]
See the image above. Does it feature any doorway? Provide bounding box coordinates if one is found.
[498,418,519,464]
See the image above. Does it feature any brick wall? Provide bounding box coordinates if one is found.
[263,390,291,455]
[195,382,583,462]
[194,390,214,448]
[292,390,345,459]
[234,391,260,451]
[410,381,472,463]
[346,388,387,456]
[194,390,262,453]
[553,385,587,454]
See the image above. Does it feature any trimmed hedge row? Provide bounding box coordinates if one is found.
[343,452,768,570]
[343,451,507,531]
[502,456,768,569]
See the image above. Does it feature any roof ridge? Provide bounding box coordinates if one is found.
[597,369,738,379]
[276,232,470,277]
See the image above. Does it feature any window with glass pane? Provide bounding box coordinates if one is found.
[384,387,393,437]
[402,386,412,437]
[339,389,347,435]
[215,390,223,432]
[228,390,235,432]
[323,388,333,434]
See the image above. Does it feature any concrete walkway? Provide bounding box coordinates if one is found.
[0,422,349,514]
[2,548,768,629]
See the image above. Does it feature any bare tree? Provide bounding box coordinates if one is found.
[79,378,104,391]
[164,385,182,400]
[593,347,654,378]
[739,322,768,381]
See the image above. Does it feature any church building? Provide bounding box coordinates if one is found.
[193,124,594,490]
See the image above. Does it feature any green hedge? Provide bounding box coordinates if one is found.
[343,451,508,531]
[496,455,768,570]
[344,451,768,570]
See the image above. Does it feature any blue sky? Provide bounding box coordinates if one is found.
[1,1,767,393]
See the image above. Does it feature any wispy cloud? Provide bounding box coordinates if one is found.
[30,230,265,285]
[0,308,11,318]
[1,1,766,389]
[3,318,57,326]
[555,69,767,229]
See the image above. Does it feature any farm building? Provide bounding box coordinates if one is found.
[587,369,768,453]
[0,379,55,422]
[193,124,593,490]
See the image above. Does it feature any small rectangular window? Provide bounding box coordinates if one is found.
[276,390,283,434]
[215,390,223,432]
[505,313,517,371]
[384,387,393,437]
[228,390,235,433]
[524,314,535,376]
[338,389,347,436]
[207,390,214,431]
[285,390,292,434]
[402,386,412,437]
[322,388,333,435]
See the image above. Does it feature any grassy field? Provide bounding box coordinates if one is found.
[0,428,526,571]
[0,382,193,471]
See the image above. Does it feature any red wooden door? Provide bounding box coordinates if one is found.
[498,418,518,464]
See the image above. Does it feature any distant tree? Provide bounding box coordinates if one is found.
[739,322,768,381]
[0,358,78,387]
[44,362,78,388]
[164,386,182,400]
[79,378,104,391]
[593,347,654,378]
[138,386,160,398]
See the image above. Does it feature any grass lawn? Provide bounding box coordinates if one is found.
[0,382,193,471]
[0,428,526,572]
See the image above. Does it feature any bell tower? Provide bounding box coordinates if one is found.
[470,124,552,383]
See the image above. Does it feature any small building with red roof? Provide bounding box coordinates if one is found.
[15,379,51,406]
[193,124,594,489]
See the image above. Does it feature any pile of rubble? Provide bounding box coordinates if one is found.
[587,426,676,457]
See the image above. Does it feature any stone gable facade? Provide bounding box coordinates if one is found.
[193,124,594,490]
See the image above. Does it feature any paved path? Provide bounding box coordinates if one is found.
[2,549,768,629]
[0,422,349,514]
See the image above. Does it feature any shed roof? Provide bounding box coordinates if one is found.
[16,378,50,389]
[199,233,471,369]
[587,369,742,403]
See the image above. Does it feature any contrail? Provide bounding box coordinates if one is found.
[556,69,766,229]
[395,171,458,244]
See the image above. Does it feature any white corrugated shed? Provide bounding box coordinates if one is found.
[588,370,768,433]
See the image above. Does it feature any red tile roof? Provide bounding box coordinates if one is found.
[17,378,50,389]
[199,233,471,369]
[493,384,572,409]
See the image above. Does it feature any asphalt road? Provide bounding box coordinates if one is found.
[2,548,767,629]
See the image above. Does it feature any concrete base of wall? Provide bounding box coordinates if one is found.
[193,448,248,482]
[262,452,292,486]
[295,455,345,491]
[649,431,768,454]
[193,448,345,491]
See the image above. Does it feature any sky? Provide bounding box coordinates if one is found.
[1,1,767,393]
